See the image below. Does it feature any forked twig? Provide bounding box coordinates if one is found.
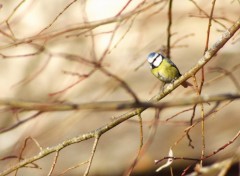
[83,135,100,176]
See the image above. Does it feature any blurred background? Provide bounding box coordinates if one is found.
[0,0,239,175]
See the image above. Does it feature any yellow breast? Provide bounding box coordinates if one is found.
[151,59,181,83]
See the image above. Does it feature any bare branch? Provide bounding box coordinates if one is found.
[0,93,239,112]
[0,112,42,134]
[100,67,139,102]
[166,0,173,58]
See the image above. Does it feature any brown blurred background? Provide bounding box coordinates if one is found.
[0,0,239,175]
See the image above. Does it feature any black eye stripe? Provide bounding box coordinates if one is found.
[152,53,160,63]
[150,54,161,68]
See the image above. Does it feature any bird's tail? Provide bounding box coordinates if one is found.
[181,81,193,88]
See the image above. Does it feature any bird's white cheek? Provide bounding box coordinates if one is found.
[153,58,162,67]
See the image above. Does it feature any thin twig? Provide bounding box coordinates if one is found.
[138,113,143,150]
[115,0,133,16]
[124,108,160,176]
[47,151,60,176]
[58,161,89,176]
[100,67,139,102]
[174,101,220,148]
[83,135,100,176]
[37,0,79,35]
[0,112,42,134]
[204,130,240,159]
[108,14,138,54]
[189,0,226,29]
[12,55,51,88]
[166,107,193,121]
[209,67,240,91]
[15,136,42,175]
[49,69,97,96]
[166,0,173,58]
[200,0,217,164]
[204,0,217,52]
[171,33,195,48]
[206,63,240,86]
[81,0,97,62]
[155,156,200,164]
[5,0,26,22]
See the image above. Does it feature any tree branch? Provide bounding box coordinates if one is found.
[0,93,239,112]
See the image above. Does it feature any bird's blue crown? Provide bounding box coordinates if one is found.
[147,52,159,60]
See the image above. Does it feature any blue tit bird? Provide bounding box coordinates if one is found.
[147,52,191,88]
